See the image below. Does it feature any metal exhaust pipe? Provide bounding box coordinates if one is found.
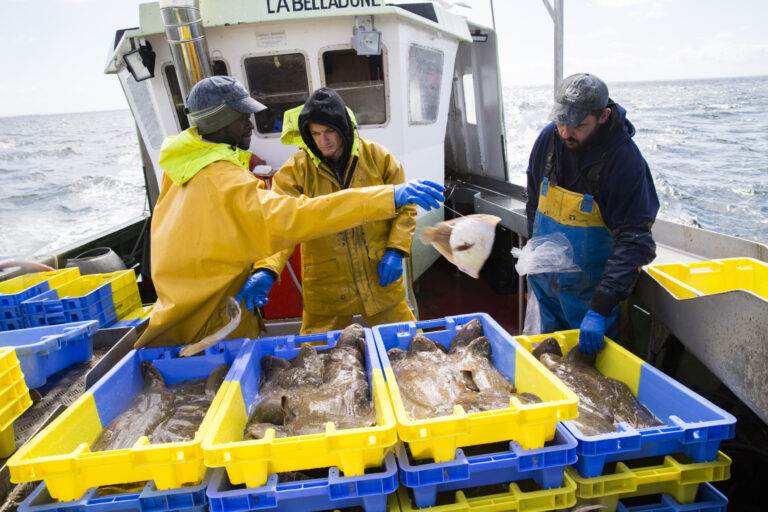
[159,0,212,102]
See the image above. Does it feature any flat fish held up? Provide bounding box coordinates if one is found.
[421,214,501,278]
[244,323,375,440]
[533,338,663,436]
[388,318,541,421]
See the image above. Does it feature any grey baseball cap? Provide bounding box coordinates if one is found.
[548,73,609,127]
[185,76,267,135]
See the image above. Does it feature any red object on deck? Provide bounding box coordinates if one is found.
[262,246,303,319]
[415,257,520,335]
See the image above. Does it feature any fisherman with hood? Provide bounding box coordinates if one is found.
[240,87,418,333]
[525,73,659,354]
[136,77,443,348]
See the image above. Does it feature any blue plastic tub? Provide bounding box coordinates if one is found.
[18,470,212,512]
[395,423,577,509]
[0,321,98,388]
[615,482,727,512]
[206,451,398,512]
[515,330,737,478]
[22,289,116,328]
[371,313,578,463]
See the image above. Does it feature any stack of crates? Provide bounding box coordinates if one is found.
[201,328,400,512]
[0,268,80,331]
[515,329,736,511]
[8,340,244,508]
[372,313,580,511]
[0,347,33,458]
[20,270,142,328]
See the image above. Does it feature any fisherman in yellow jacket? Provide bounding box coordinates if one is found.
[136,77,443,348]
[243,88,417,333]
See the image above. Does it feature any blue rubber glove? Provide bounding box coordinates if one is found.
[579,309,607,355]
[236,270,276,312]
[378,249,404,287]
[393,180,445,210]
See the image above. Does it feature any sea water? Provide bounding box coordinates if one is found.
[1,76,767,260]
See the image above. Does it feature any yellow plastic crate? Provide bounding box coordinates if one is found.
[201,332,398,489]
[645,257,768,300]
[0,268,80,301]
[0,347,33,458]
[7,343,240,501]
[373,314,579,462]
[567,451,731,511]
[396,472,576,511]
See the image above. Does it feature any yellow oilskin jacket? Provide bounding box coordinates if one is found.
[136,127,396,348]
[255,107,416,319]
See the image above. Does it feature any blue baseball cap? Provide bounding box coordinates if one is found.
[548,73,609,127]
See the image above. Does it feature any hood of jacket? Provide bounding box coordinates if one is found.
[280,88,360,169]
[158,127,252,186]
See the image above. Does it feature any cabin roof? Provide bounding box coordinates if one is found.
[128,0,471,43]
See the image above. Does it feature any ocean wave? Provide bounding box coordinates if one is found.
[0,146,78,161]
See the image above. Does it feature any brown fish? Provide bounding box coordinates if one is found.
[389,324,539,420]
[91,361,174,451]
[535,345,662,435]
[244,324,375,439]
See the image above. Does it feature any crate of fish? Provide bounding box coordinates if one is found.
[515,330,737,478]
[20,270,140,328]
[0,268,81,331]
[615,482,727,512]
[645,257,768,300]
[0,320,98,389]
[567,451,731,512]
[206,451,398,512]
[0,347,33,458]
[395,472,576,511]
[18,470,213,512]
[201,324,398,489]
[371,313,578,463]
[7,340,243,501]
[395,422,577,509]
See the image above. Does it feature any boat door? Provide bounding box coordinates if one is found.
[445,23,507,182]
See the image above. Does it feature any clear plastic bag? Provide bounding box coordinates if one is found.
[511,232,581,276]
[522,277,541,335]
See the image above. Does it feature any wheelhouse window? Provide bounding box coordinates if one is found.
[408,45,443,125]
[164,60,228,132]
[322,49,386,125]
[244,53,310,134]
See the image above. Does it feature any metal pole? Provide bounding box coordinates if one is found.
[541,0,564,96]
[489,0,497,32]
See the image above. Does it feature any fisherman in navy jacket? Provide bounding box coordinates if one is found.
[525,73,659,354]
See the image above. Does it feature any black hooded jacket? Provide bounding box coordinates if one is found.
[298,88,355,185]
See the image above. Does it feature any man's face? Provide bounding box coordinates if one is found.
[556,108,610,150]
[308,123,344,160]
[222,113,254,150]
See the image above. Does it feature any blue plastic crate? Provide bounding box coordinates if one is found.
[206,451,397,512]
[22,290,117,328]
[0,313,27,331]
[8,339,246,501]
[19,470,212,512]
[395,422,577,509]
[515,331,737,478]
[0,321,98,388]
[615,483,727,512]
[371,313,577,463]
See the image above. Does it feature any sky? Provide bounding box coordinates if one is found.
[0,0,767,117]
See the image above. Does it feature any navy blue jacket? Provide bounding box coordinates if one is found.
[525,102,659,316]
